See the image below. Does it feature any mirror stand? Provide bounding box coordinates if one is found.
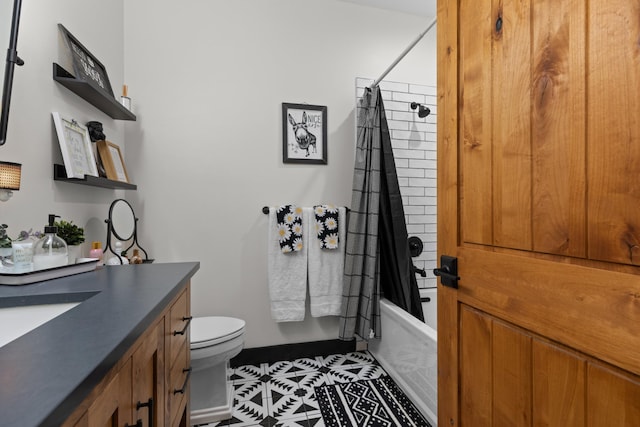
[104,199,152,265]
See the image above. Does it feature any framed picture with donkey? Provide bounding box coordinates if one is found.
[282,103,327,164]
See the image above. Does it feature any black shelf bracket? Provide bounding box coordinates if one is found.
[52,63,136,121]
[53,164,137,190]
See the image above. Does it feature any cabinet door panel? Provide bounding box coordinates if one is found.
[87,358,132,427]
[133,320,165,427]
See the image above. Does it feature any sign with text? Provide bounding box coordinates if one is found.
[57,24,114,98]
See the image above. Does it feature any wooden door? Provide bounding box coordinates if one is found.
[437,0,640,426]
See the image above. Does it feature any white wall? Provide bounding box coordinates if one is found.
[1,0,437,350]
[1,0,126,250]
[124,0,436,348]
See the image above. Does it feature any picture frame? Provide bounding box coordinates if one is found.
[57,23,114,98]
[96,140,130,183]
[282,103,327,164]
[52,112,99,179]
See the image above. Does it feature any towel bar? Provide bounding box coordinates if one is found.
[261,206,350,215]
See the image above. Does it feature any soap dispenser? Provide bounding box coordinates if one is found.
[33,214,68,270]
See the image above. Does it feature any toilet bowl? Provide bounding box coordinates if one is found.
[190,316,245,425]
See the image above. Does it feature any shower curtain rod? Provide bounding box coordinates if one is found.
[371,17,437,88]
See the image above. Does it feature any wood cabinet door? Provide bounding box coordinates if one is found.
[438,0,640,425]
[85,358,132,427]
[132,320,165,427]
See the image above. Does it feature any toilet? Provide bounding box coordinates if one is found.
[189,316,246,425]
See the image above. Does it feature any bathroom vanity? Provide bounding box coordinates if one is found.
[0,262,199,427]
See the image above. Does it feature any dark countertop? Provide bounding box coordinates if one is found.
[0,262,200,427]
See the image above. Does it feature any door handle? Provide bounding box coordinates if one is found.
[173,367,192,395]
[433,255,460,289]
[173,316,192,336]
[136,398,154,427]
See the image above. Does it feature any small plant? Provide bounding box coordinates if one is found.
[0,224,10,248]
[0,225,41,248]
[55,220,85,246]
[15,229,42,241]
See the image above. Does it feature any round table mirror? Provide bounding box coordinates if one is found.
[109,199,136,241]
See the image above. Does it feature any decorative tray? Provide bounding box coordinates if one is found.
[0,259,99,286]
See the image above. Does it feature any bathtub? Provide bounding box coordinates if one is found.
[369,288,438,426]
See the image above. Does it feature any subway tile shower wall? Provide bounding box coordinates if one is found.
[356,78,437,289]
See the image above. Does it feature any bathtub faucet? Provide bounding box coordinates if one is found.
[412,265,427,277]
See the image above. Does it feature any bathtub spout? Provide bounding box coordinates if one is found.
[412,264,427,277]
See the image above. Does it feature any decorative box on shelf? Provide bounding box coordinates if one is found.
[53,24,135,121]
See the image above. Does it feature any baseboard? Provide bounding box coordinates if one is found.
[230,339,356,368]
[355,339,368,352]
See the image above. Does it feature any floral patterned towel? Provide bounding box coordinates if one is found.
[276,205,303,253]
[314,205,339,249]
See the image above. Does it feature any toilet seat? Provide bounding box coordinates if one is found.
[191,316,245,350]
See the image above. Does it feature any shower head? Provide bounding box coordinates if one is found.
[410,102,431,118]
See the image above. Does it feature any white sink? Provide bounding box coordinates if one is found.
[0,302,79,348]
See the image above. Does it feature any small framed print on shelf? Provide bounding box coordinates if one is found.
[96,140,129,183]
[52,112,99,179]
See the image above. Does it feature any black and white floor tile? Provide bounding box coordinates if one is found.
[196,351,390,427]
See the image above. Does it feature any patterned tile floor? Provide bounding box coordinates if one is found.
[197,351,389,427]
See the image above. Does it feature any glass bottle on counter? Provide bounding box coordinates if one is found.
[130,249,143,264]
[33,214,68,270]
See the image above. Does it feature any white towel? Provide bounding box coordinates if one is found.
[306,206,346,317]
[267,207,307,322]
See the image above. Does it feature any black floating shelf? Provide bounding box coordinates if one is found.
[53,164,137,190]
[52,63,136,121]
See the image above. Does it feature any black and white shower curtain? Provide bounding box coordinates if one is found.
[339,86,424,341]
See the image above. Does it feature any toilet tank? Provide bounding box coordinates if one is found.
[419,288,437,330]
